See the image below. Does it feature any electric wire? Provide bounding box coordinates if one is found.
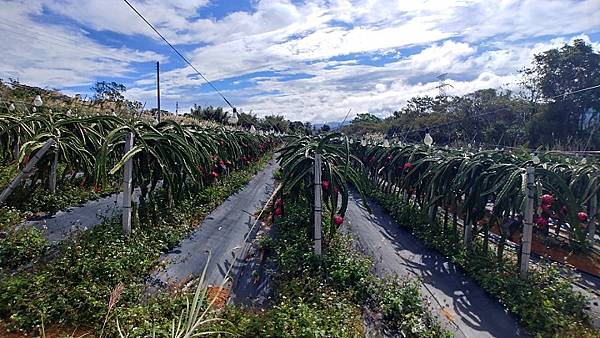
[121,0,235,109]
[0,23,142,63]
[2,6,599,122]
[0,19,135,55]
[547,84,600,100]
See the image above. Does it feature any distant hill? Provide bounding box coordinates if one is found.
[313,121,346,130]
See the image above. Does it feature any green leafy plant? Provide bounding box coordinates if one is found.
[356,142,598,251]
[0,225,46,269]
[116,253,234,338]
[278,132,368,239]
[257,235,274,253]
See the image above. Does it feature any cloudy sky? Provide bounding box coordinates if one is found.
[1,0,599,122]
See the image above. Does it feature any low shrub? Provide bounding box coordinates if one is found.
[257,234,274,252]
[8,183,115,214]
[0,225,46,270]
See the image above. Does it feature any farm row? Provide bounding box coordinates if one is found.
[355,140,599,336]
[275,133,599,337]
[0,112,282,336]
[0,112,278,215]
[357,140,598,253]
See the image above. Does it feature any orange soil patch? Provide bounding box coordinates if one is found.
[441,306,456,322]
[42,326,93,338]
[207,286,231,309]
[489,224,600,277]
[0,323,26,338]
[529,234,600,276]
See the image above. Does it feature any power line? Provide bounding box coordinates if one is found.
[396,106,516,136]
[339,108,352,127]
[121,0,234,109]
[0,25,142,64]
[0,19,141,61]
[0,21,145,63]
[547,83,600,100]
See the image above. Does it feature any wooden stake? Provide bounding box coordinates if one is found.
[313,153,322,257]
[520,166,535,279]
[122,132,134,234]
[0,138,55,204]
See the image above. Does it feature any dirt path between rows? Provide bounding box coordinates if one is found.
[343,190,527,338]
[146,159,278,305]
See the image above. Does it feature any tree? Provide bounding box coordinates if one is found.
[289,121,311,135]
[238,111,258,128]
[451,89,527,146]
[339,113,384,136]
[304,122,312,135]
[91,81,126,101]
[262,115,290,133]
[320,124,331,132]
[352,113,381,123]
[190,105,228,123]
[396,96,452,117]
[340,88,530,146]
[525,39,600,148]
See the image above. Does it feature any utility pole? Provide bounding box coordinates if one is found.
[156,61,161,123]
[175,101,179,115]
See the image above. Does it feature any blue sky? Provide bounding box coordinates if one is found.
[1,0,599,122]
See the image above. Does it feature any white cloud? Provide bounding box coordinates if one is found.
[0,0,165,88]
[460,0,600,42]
[135,0,600,102]
[407,41,476,74]
[1,0,599,121]
[44,0,211,42]
[233,35,597,122]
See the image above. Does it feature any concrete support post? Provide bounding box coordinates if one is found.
[520,166,535,279]
[313,153,322,257]
[0,139,55,204]
[122,132,134,234]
